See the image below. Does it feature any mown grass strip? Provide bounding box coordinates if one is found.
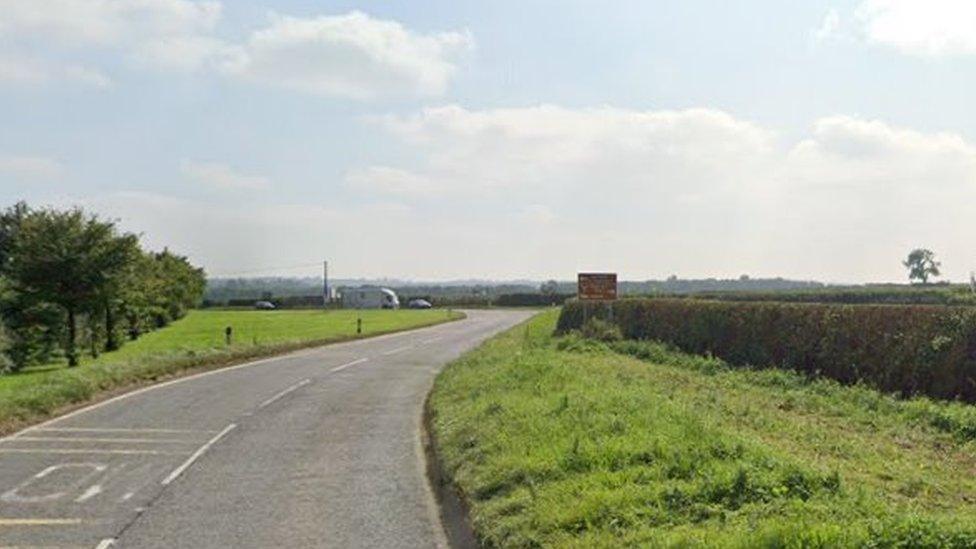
[428,310,976,548]
[0,308,463,436]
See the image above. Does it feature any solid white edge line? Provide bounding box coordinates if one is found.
[161,423,237,486]
[258,379,311,409]
[329,358,368,373]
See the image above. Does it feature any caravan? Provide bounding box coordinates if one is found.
[342,287,400,309]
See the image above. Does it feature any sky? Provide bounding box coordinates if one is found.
[1,0,975,283]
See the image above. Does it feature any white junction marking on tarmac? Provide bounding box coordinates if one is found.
[31,427,214,434]
[161,424,237,486]
[329,357,368,373]
[258,379,311,409]
[2,463,107,504]
[0,448,184,456]
[75,484,103,503]
[381,345,413,356]
[421,337,441,345]
[95,538,116,548]
[0,518,85,526]
[12,436,194,444]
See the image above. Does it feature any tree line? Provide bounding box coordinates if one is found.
[0,202,205,372]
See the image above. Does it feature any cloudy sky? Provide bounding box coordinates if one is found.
[1,0,975,282]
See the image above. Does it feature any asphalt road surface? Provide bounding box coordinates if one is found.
[0,309,532,548]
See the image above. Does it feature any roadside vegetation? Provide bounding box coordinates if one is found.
[0,308,462,436]
[0,202,205,371]
[429,310,976,547]
[560,299,976,402]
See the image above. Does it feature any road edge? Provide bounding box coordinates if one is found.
[0,312,466,439]
[423,392,479,549]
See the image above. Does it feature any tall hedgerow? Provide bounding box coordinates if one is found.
[559,299,976,402]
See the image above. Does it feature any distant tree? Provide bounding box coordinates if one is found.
[903,248,941,285]
[540,280,559,295]
[739,274,750,281]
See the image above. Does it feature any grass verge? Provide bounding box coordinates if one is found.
[1,308,463,436]
[428,310,976,547]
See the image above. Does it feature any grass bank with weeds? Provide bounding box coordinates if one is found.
[1,308,462,435]
[428,310,976,547]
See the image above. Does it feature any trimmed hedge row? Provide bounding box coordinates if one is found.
[558,299,976,402]
[494,293,573,307]
[684,288,976,306]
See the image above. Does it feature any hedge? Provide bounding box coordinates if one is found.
[494,293,573,307]
[558,299,976,402]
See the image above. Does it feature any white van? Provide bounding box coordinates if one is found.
[342,287,400,309]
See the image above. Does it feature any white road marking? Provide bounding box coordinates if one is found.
[329,358,368,373]
[0,518,85,526]
[10,436,195,444]
[120,492,134,502]
[382,346,413,356]
[0,448,184,455]
[2,463,106,503]
[161,423,236,486]
[421,337,441,344]
[258,379,311,409]
[32,427,214,434]
[96,538,116,549]
[75,484,102,503]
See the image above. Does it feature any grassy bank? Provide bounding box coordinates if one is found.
[428,310,976,547]
[1,308,462,435]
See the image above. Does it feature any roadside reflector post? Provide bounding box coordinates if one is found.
[357,317,362,335]
[225,326,232,345]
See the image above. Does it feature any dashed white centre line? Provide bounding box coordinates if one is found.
[258,379,311,409]
[161,423,236,486]
[329,358,368,373]
[421,337,441,345]
[382,345,413,356]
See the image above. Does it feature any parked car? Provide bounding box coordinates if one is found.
[254,300,276,310]
[407,298,432,309]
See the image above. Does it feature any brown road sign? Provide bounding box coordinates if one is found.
[578,273,617,300]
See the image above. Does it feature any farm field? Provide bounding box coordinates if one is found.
[0,308,462,435]
[428,310,976,547]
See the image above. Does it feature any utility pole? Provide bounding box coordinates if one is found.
[323,260,329,308]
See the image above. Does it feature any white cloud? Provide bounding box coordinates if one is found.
[181,161,269,190]
[347,105,976,281]
[813,8,842,43]
[224,12,473,99]
[854,0,976,56]
[0,0,221,46]
[0,55,111,87]
[0,155,64,180]
[0,6,471,98]
[345,166,443,195]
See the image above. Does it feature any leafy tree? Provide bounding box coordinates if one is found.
[6,208,135,366]
[903,248,941,285]
[540,280,559,295]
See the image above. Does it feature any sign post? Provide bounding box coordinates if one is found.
[577,273,618,325]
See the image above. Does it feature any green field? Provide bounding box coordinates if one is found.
[428,310,976,547]
[0,308,462,435]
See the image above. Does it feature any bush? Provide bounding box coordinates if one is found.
[558,299,976,402]
[579,317,622,342]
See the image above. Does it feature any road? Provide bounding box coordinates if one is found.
[0,309,532,548]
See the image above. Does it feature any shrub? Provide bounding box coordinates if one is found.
[558,299,976,402]
[579,317,622,342]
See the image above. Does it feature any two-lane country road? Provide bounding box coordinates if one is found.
[0,309,534,548]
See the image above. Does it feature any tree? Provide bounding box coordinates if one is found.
[540,280,559,295]
[903,248,941,285]
[6,208,135,366]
